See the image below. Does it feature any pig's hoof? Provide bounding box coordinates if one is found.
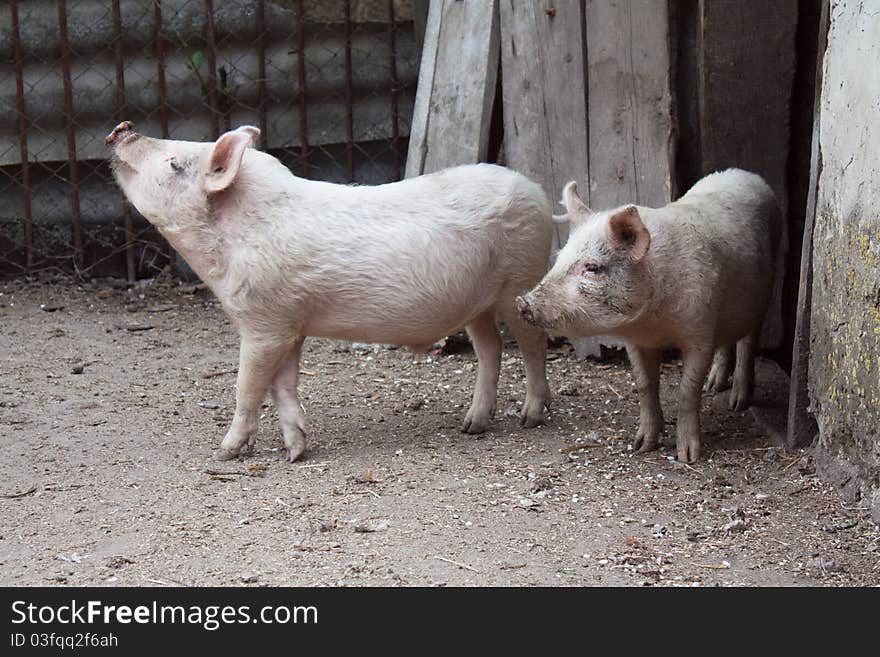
[519,394,549,429]
[461,402,495,434]
[728,381,753,411]
[519,412,544,429]
[213,447,239,461]
[460,418,489,434]
[633,434,659,453]
[704,374,730,394]
[676,438,701,463]
[460,412,491,434]
[283,436,307,463]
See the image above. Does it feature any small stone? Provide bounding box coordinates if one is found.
[797,456,816,475]
[107,556,133,569]
[722,518,747,533]
[407,398,424,411]
[686,529,703,542]
[71,363,85,375]
[354,519,390,533]
[530,477,554,493]
[240,573,259,583]
[762,449,779,462]
[804,557,841,573]
[557,382,579,396]
[517,498,538,509]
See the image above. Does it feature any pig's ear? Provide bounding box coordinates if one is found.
[607,205,651,261]
[205,126,261,194]
[561,181,591,226]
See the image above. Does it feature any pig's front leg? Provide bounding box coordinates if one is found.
[676,344,714,462]
[215,336,288,461]
[501,310,550,428]
[626,344,664,453]
[461,310,502,434]
[271,336,308,462]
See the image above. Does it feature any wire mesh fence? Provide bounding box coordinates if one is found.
[0,0,419,280]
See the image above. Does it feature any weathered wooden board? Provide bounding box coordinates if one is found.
[500,1,604,357]
[499,0,589,248]
[405,0,500,177]
[585,0,674,210]
[698,0,798,349]
[786,0,827,449]
[698,0,798,213]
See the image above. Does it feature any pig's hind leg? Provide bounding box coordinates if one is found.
[215,337,288,461]
[271,336,308,462]
[704,345,734,393]
[500,310,550,428]
[461,310,502,434]
[729,326,759,411]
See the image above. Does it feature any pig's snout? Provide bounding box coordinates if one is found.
[106,120,134,148]
[516,295,539,326]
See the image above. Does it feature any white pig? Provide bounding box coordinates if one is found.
[516,169,782,462]
[106,122,553,462]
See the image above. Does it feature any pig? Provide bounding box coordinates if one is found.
[106,121,553,462]
[516,169,782,462]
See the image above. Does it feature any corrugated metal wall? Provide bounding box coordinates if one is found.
[0,0,419,278]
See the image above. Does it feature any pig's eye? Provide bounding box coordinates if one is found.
[582,263,605,275]
[169,157,184,173]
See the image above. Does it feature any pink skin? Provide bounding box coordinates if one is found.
[106,122,553,462]
[517,174,781,463]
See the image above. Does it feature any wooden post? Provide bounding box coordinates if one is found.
[786,0,828,449]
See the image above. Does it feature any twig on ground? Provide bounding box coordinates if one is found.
[434,556,480,573]
[203,369,237,379]
[1,484,38,499]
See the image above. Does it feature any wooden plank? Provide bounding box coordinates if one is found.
[580,0,674,357]
[786,0,827,449]
[698,0,798,212]
[585,0,674,209]
[500,1,603,357]
[405,0,442,176]
[698,0,798,349]
[500,0,590,248]
[405,0,499,177]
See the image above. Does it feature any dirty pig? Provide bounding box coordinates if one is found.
[517,169,783,462]
[107,122,553,462]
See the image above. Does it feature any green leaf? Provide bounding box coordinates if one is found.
[190,50,203,69]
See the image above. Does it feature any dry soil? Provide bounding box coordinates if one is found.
[1,277,878,586]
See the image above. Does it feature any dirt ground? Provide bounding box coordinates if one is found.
[1,276,878,587]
